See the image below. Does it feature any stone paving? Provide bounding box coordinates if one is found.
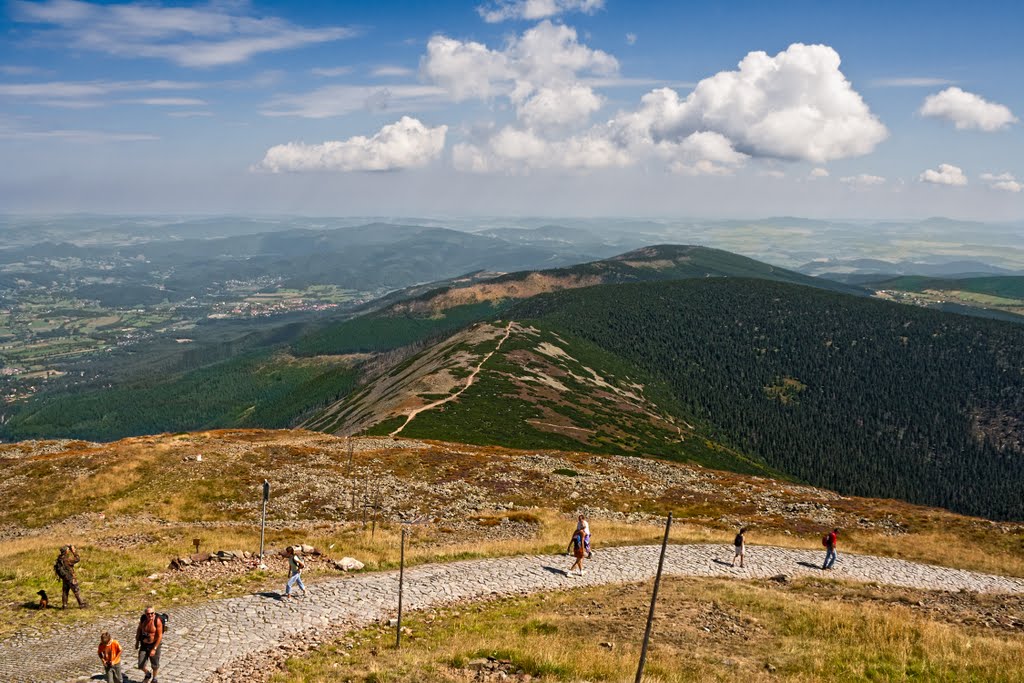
[2,544,1022,683]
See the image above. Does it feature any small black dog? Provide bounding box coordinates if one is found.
[37,589,49,609]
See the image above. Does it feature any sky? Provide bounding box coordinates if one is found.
[0,0,1022,219]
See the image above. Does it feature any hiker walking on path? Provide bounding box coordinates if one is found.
[576,515,592,558]
[822,528,839,570]
[566,528,586,576]
[136,606,164,683]
[731,528,746,568]
[97,631,122,683]
[54,545,86,609]
[284,546,307,599]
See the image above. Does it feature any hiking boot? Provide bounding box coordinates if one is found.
[142,673,152,683]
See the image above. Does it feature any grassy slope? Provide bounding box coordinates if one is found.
[275,577,1024,683]
[1,431,1022,640]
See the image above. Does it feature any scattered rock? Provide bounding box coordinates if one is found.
[333,557,365,572]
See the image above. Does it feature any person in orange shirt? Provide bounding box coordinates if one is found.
[97,631,122,683]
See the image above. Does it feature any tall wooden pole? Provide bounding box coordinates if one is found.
[635,512,672,683]
[396,527,406,648]
[259,480,270,568]
[347,436,355,514]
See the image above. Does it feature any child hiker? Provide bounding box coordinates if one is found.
[97,631,122,683]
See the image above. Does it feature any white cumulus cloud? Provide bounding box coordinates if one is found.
[421,21,617,105]
[920,87,1017,131]
[257,117,447,172]
[453,126,631,172]
[980,172,1022,193]
[919,163,967,186]
[840,173,885,187]
[516,83,603,128]
[613,43,887,164]
[477,0,604,23]
[426,38,882,175]
[809,167,830,178]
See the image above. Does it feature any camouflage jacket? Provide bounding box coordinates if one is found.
[54,551,79,583]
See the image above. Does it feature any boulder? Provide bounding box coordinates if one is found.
[333,557,365,572]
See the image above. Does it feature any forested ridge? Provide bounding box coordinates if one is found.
[513,279,1024,520]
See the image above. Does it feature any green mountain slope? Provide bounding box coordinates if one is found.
[511,279,1024,520]
[304,275,1024,520]
[292,245,865,357]
[304,320,774,476]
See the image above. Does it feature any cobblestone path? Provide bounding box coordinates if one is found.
[2,544,1021,683]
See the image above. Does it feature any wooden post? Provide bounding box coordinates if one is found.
[259,480,270,567]
[371,486,380,540]
[635,512,672,683]
[396,527,406,648]
[362,469,369,528]
[347,436,355,514]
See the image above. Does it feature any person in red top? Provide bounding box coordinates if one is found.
[822,528,839,570]
[135,606,164,683]
[97,631,122,683]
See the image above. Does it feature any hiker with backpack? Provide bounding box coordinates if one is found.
[136,606,165,683]
[822,528,839,570]
[731,527,746,568]
[576,515,593,558]
[54,545,86,609]
[566,528,586,576]
[284,546,307,599]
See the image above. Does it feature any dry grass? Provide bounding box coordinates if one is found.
[272,576,1024,682]
[2,429,1023,641]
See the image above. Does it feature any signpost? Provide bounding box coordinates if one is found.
[259,479,270,569]
[635,512,673,683]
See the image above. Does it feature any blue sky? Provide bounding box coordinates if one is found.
[1,0,1021,218]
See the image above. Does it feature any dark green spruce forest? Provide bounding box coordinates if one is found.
[513,279,1024,520]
